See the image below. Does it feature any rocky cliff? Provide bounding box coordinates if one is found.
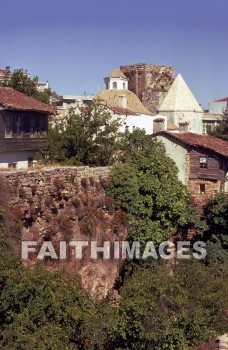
[0,166,128,298]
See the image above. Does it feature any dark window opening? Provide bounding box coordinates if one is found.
[4,114,47,138]
[8,162,17,169]
[28,158,33,167]
[200,184,206,194]
[112,82,117,89]
[200,157,208,168]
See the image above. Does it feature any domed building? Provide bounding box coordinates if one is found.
[96,69,167,134]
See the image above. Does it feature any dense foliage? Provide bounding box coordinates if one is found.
[202,192,228,265]
[0,67,53,104]
[1,214,227,350]
[0,223,115,349]
[44,101,121,166]
[108,261,228,350]
[108,129,189,245]
[0,128,227,349]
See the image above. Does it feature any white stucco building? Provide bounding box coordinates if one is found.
[158,74,203,134]
[209,97,228,114]
[96,69,167,134]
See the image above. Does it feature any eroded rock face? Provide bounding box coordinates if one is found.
[0,166,128,298]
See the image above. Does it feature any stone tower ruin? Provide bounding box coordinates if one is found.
[120,63,175,114]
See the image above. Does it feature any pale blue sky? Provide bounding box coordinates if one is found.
[0,0,227,108]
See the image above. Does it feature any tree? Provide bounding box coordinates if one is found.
[202,192,228,265]
[44,101,121,166]
[108,260,228,350]
[209,109,228,140]
[0,67,52,104]
[108,129,189,246]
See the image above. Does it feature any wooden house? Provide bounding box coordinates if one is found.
[0,87,55,169]
[154,131,228,203]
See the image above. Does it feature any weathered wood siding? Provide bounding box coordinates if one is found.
[0,110,48,152]
[189,148,225,182]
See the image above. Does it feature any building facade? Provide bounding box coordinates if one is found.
[96,69,167,134]
[154,131,228,204]
[0,87,55,169]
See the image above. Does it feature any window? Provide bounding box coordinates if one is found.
[123,82,126,89]
[16,116,21,134]
[4,115,12,138]
[200,184,206,194]
[118,95,126,108]
[8,162,17,169]
[200,157,208,168]
[203,121,218,135]
[112,82,117,89]
[28,157,33,167]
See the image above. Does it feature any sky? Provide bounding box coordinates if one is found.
[0,0,227,109]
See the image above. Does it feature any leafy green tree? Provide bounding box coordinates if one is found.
[108,260,228,350]
[209,109,228,140]
[202,192,228,265]
[0,67,52,104]
[44,101,121,166]
[108,129,189,245]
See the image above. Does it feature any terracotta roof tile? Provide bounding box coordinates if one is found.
[108,106,139,116]
[155,131,228,157]
[0,87,55,114]
[96,89,151,115]
[107,69,127,79]
[214,97,228,102]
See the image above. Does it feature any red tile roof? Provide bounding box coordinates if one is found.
[214,97,228,102]
[0,87,55,114]
[108,105,139,116]
[155,131,228,157]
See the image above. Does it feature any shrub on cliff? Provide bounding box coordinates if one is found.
[44,100,121,166]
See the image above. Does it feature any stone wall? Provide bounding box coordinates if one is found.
[0,166,128,298]
[188,179,220,206]
[120,63,174,113]
[0,166,110,194]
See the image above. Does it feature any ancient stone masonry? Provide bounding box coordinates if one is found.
[120,63,175,114]
[188,178,220,207]
[0,166,128,298]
